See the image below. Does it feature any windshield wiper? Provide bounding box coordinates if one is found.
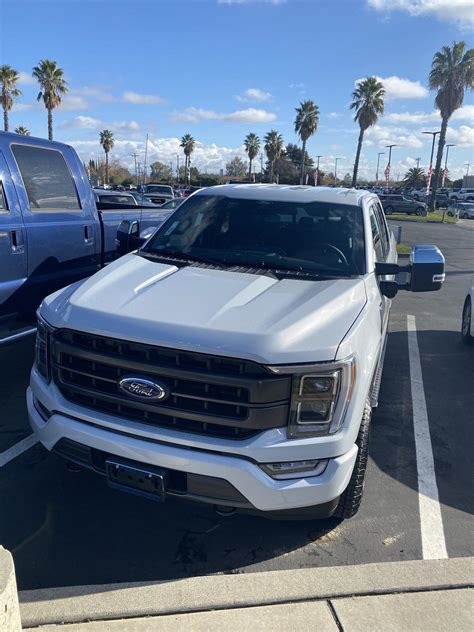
[139,249,226,267]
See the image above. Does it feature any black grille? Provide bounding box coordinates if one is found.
[52,330,291,439]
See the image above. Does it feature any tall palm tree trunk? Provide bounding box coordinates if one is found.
[352,128,364,187]
[47,108,53,140]
[248,158,252,181]
[269,160,274,183]
[429,116,448,210]
[105,151,109,185]
[3,108,8,132]
[299,139,306,185]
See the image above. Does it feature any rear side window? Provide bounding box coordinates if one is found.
[12,144,81,212]
[369,206,384,262]
[0,183,7,213]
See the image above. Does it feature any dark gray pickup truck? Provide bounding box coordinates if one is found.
[0,132,171,343]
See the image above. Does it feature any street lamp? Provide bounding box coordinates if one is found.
[315,155,322,186]
[442,144,455,187]
[422,130,441,197]
[334,157,341,186]
[465,162,470,176]
[384,145,398,192]
[376,152,384,187]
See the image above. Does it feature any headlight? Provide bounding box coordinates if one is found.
[34,313,55,383]
[267,356,356,438]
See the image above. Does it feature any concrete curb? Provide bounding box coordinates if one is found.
[0,547,22,631]
[20,557,474,628]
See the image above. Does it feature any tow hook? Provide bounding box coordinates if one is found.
[214,505,237,517]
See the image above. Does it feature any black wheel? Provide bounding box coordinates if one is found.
[334,401,371,519]
[462,213,469,219]
[385,206,394,215]
[416,207,424,216]
[462,297,474,345]
[447,211,453,217]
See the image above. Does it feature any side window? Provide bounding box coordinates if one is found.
[0,183,8,213]
[373,202,390,257]
[369,206,384,262]
[11,144,81,212]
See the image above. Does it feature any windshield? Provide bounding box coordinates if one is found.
[146,185,172,194]
[142,194,366,276]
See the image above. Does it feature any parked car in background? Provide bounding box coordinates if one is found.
[461,277,474,345]
[159,198,184,210]
[447,202,474,219]
[0,132,174,341]
[29,185,445,521]
[143,184,174,205]
[127,191,157,207]
[450,188,474,203]
[379,194,427,216]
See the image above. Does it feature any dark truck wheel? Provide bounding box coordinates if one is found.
[416,207,425,216]
[334,401,372,519]
[462,297,474,345]
[385,206,394,215]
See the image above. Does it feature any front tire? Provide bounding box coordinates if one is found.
[334,401,371,519]
[462,297,474,345]
[416,207,425,216]
[462,212,469,219]
[385,206,394,215]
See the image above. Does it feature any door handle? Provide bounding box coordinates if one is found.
[10,229,24,254]
[84,224,94,245]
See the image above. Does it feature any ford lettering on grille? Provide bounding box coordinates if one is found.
[119,377,168,401]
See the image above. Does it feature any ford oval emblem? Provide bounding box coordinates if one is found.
[119,377,168,401]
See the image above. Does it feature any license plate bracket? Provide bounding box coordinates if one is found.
[105,458,168,502]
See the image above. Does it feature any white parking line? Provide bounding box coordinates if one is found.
[407,314,448,560]
[0,434,38,468]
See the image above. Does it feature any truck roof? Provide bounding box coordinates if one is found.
[198,184,372,205]
[0,130,74,152]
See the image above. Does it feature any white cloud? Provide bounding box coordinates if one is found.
[112,120,141,131]
[61,116,102,129]
[235,88,273,103]
[17,71,36,86]
[366,124,425,148]
[385,104,474,124]
[170,106,276,124]
[355,75,428,100]
[122,91,165,105]
[327,112,340,119]
[58,95,89,111]
[367,0,474,28]
[446,125,474,146]
[72,86,116,103]
[218,0,286,4]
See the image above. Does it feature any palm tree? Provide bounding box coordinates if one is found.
[99,130,114,185]
[264,130,284,183]
[14,125,30,135]
[350,77,385,187]
[0,65,22,132]
[428,41,473,209]
[244,133,260,181]
[294,100,319,184]
[32,59,68,140]
[180,133,195,185]
[403,167,426,187]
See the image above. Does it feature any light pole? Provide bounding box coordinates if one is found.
[334,157,341,186]
[465,162,470,176]
[315,155,322,186]
[176,154,180,183]
[422,130,441,199]
[376,152,384,187]
[416,157,421,169]
[384,145,397,192]
[442,144,455,187]
[131,152,139,184]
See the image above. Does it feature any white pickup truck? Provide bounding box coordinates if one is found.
[28,185,445,520]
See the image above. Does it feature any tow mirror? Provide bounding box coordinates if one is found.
[375,244,445,297]
[116,219,140,256]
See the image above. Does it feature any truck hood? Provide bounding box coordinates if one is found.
[42,253,367,364]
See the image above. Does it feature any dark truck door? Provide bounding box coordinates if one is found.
[8,141,100,312]
[0,150,28,319]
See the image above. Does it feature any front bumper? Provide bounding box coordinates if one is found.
[28,374,358,513]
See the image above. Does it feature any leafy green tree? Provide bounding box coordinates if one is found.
[180,133,196,185]
[244,133,260,180]
[0,65,22,132]
[284,143,314,170]
[264,130,284,183]
[225,156,248,178]
[294,100,319,184]
[350,76,385,187]
[14,125,30,135]
[99,129,114,184]
[403,167,426,187]
[150,161,173,182]
[428,41,473,208]
[32,59,68,140]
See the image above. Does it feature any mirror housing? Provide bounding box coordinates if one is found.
[407,244,445,292]
[116,219,140,256]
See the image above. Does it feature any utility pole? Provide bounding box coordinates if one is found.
[442,144,455,187]
[376,152,384,187]
[260,152,264,174]
[131,153,139,185]
[422,130,441,207]
[334,157,341,186]
[384,145,397,193]
[315,155,322,186]
[465,162,470,176]
[176,154,180,183]
[416,157,421,169]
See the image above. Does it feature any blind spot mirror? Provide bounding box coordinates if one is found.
[407,244,445,293]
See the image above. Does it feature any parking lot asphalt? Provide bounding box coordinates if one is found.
[0,220,473,590]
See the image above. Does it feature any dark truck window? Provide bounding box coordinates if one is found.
[12,144,81,212]
[0,183,7,213]
[143,194,366,276]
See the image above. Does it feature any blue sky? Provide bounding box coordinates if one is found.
[1,0,473,180]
